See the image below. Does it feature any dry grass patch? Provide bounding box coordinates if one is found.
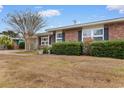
[15,51,38,55]
[0,54,124,87]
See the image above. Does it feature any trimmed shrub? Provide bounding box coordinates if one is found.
[51,42,83,55]
[90,40,124,59]
[19,42,25,49]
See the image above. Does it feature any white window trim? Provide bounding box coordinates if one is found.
[93,28,104,40]
[83,30,92,38]
[56,31,63,43]
[82,27,104,41]
[41,36,49,46]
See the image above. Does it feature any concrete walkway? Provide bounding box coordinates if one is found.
[0,50,29,56]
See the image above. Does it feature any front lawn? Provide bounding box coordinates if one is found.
[15,51,38,55]
[0,54,124,87]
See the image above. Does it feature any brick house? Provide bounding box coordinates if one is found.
[37,17,124,47]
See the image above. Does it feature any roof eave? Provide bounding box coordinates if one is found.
[46,17,124,32]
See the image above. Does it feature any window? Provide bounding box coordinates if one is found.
[57,33,62,39]
[93,37,103,41]
[82,28,104,41]
[56,32,63,42]
[41,36,49,45]
[93,29,103,35]
[93,29,104,41]
[83,30,91,37]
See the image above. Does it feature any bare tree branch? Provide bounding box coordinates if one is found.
[4,10,46,50]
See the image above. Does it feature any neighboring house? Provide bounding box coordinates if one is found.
[0,33,24,49]
[0,33,5,37]
[37,17,124,47]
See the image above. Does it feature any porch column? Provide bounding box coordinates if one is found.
[48,35,49,46]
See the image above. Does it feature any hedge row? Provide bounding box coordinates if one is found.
[51,42,83,55]
[50,40,124,59]
[90,40,124,59]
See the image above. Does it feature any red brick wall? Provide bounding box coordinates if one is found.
[108,22,124,40]
[63,28,82,41]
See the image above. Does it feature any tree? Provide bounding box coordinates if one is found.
[5,10,46,51]
[0,36,14,49]
[2,30,19,38]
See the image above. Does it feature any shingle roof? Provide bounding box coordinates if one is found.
[46,17,124,32]
[36,32,53,36]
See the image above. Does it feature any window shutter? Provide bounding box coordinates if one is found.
[53,32,56,43]
[49,36,51,45]
[38,36,41,45]
[104,26,109,40]
[78,30,82,41]
[62,32,65,41]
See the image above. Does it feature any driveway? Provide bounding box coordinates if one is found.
[0,50,26,55]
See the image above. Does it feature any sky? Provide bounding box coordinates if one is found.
[0,5,124,33]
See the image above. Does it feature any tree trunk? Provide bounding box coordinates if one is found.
[27,37,32,51]
[25,39,30,51]
[28,39,31,51]
[24,39,28,51]
[28,37,31,51]
[24,35,34,51]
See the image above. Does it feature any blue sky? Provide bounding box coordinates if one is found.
[0,5,124,33]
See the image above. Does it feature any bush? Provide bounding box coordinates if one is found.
[0,36,14,49]
[43,47,48,54]
[7,44,14,49]
[42,46,52,54]
[90,40,124,59]
[51,42,83,55]
[19,42,25,49]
